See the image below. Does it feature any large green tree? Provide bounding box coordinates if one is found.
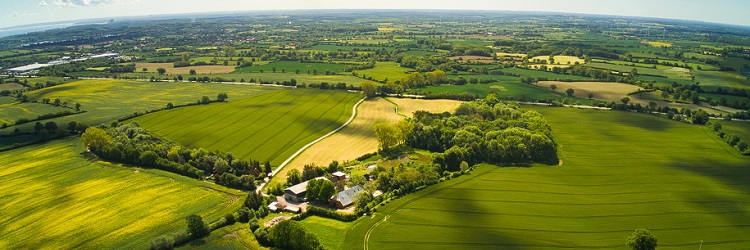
[81,127,113,152]
[186,214,210,238]
[626,229,657,250]
[269,220,323,250]
[360,81,378,98]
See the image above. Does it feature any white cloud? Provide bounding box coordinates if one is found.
[12,11,19,18]
[47,0,138,8]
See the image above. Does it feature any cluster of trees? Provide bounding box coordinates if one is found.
[82,123,268,190]
[373,119,414,152]
[407,95,559,167]
[305,178,336,203]
[254,220,324,250]
[286,161,344,186]
[708,121,750,155]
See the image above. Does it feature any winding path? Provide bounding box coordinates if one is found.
[257,97,367,192]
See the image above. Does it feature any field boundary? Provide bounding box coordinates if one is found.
[261,96,366,191]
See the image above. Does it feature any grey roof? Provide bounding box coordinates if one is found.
[284,177,328,195]
[332,185,364,207]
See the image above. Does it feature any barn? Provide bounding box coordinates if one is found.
[330,185,363,209]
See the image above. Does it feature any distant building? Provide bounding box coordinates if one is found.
[330,185,364,209]
[284,177,328,202]
[6,63,49,74]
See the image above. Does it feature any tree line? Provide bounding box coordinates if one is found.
[82,122,269,190]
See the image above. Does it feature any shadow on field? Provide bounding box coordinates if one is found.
[610,112,671,132]
[667,157,750,232]
[411,171,539,249]
[240,101,294,109]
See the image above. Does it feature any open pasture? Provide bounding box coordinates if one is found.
[387,97,463,117]
[5,79,273,135]
[232,61,348,74]
[0,139,242,249]
[0,82,24,90]
[132,89,361,165]
[302,216,356,250]
[351,106,750,249]
[0,98,72,125]
[694,70,750,91]
[448,56,494,63]
[421,81,588,102]
[133,62,237,75]
[587,62,690,78]
[530,55,584,65]
[355,62,412,83]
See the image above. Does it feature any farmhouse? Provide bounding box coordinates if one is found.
[284,177,329,202]
[330,185,363,209]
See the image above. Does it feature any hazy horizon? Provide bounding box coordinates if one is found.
[1,0,749,30]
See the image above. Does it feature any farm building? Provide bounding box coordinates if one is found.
[332,171,347,182]
[330,185,363,209]
[284,177,329,202]
[6,63,49,74]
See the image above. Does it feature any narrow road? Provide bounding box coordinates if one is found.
[257,97,367,192]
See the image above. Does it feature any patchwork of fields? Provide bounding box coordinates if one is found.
[132,89,362,165]
[2,79,274,135]
[343,107,750,249]
[0,139,243,249]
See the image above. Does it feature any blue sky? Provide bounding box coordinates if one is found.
[1,0,749,29]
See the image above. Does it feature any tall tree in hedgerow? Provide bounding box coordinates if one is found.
[186,214,210,238]
[626,229,657,250]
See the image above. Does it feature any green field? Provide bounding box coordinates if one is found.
[132,89,362,165]
[719,120,750,143]
[354,62,412,83]
[501,67,595,81]
[0,97,72,125]
[344,107,750,249]
[695,70,750,91]
[301,216,356,250]
[232,61,349,74]
[3,80,274,135]
[420,81,589,102]
[0,138,243,249]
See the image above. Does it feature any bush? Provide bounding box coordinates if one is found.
[301,206,358,222]
[149,235,175,250]
[249,219,260,231]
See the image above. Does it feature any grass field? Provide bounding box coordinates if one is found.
[0,99,72,125]
[301,216,356,250]
[345,107,750,249]
[232,61,349,74]
[719,120,750,143]
[530,55,584,65]
[132,89,361,166]
[355,62,412,83]
[177,223,267,250]
[4,79,274,135]
[0,138,243,249]
[133,63,237,75]
[387,97,463,117]
[267,97,401,189]
[420,81,589,103]
[587,62,689,79]
[694,70,750,91]
[501,67,595,81]
[0,82,24,90]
